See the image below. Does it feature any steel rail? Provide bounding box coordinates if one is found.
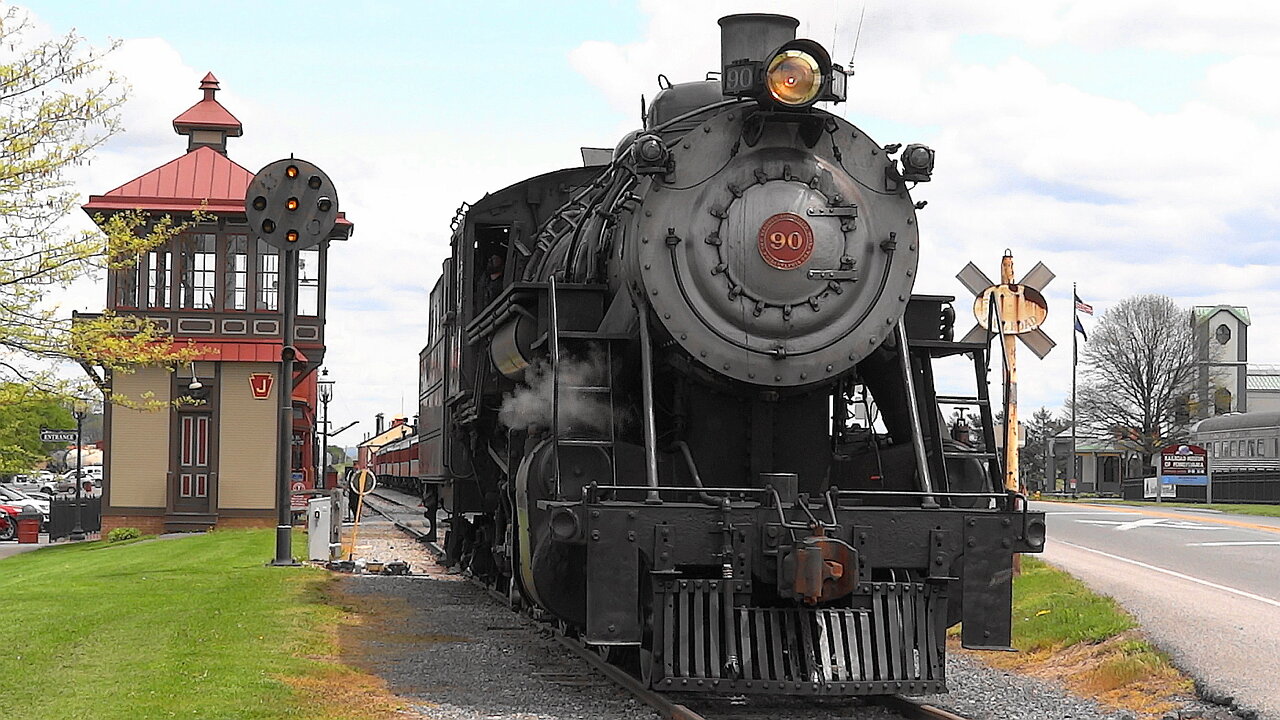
[873,694,973,720]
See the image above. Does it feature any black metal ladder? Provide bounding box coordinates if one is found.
[548,276,618,496]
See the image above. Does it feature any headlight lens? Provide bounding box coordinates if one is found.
[766,50,822,106]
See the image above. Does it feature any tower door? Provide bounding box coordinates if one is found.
[172,412,215,514]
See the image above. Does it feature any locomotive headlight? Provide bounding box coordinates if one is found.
[900,143,935,182]
[766,50,822,106]
[632,132,670,175]
[721,38,845,109]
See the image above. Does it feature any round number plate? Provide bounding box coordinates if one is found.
[757,212,815,270]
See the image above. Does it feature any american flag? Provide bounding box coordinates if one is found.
[1074,293,1094,315]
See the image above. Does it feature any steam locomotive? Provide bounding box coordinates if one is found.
[415,14,1046,696]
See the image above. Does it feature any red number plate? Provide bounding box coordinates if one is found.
[757,213,814,270]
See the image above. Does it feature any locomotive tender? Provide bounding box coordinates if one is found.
[417,14,1046,696]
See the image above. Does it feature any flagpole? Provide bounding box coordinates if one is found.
[1071,281,1078,497]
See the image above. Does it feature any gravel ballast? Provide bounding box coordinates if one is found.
[338,511,1244,720]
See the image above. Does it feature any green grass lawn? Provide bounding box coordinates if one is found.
[995,556,1189,709]
[0,530,386,720]
[1010,556,1137,651]
[1045,496,1280,518]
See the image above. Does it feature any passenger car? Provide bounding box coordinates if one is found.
[0,485,49,523]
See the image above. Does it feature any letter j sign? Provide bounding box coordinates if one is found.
[249,372,274,399]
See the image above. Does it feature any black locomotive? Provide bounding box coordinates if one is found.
[417,14,1045,696]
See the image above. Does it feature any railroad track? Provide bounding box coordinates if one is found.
[363,488,969,720]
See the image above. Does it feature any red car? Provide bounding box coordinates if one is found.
[0,503,19,541]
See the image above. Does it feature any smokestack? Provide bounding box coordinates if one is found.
[375,413,385,435]
[718,13,798,70]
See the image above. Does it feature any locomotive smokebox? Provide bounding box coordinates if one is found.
[718,13,798,69]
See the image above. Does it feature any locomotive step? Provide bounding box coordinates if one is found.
[943,450,998,459]
[935,395,990,405]
[557,438,614,447]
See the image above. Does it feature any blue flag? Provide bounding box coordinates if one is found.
[1075,315,1087,341]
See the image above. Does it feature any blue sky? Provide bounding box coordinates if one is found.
[23,0,1280,436]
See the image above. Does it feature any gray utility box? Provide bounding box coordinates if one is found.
[307,491,342,561]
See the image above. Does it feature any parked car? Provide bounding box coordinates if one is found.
[0,484,48,517]
[38,477,77,496]
[0,504,19,541]
[0,485,49,524]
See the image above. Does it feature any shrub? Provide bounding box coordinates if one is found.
[107,527,141,543]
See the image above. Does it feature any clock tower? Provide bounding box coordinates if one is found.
[1192,305,1249,418]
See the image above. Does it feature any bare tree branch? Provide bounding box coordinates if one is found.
[1077,294,1197,463]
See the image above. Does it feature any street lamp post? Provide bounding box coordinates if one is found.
[69,400,88,541]
[318,369,334,490]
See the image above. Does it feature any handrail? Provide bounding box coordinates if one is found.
[549,275,562,498]
[897,321,939,508]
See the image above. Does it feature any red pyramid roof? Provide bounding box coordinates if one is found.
[83,145,255,214]
[173,72,242,136]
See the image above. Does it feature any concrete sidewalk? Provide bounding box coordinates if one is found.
[0,533,96,560]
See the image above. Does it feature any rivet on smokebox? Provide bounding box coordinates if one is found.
[592,530,600,541]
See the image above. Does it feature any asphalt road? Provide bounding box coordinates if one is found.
[1035,500,1280,720]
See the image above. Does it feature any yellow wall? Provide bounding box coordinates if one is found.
[217,362,277,509]
[108,367,171,508]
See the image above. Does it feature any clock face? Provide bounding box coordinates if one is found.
[973,284,1049,334]
[1216,324,1231,345]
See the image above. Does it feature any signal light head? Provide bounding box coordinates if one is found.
[252,195,267,211]
[316,196,333,213]
[286,230,299,243]
[286,197,299,211]
[262,219,275,234]
[766,50,822,106]
[308,175,322,190]
[285,165,299,178]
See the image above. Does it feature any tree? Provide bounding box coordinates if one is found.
[1020,406,1066,491]
[1077,294,1197,463]
[0,9,202,405]
[0,383,74,473]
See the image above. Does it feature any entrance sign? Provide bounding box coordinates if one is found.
[40,429,77,443]
[1160,444,1208,486]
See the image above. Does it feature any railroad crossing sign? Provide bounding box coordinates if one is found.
[956,252,1056,359]
[955,250,1055,497]
[40,428,77,443]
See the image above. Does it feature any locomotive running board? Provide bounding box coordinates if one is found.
[650,579,947,696]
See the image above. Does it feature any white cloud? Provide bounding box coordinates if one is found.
[568,0,1280,418]
[27,0,1280,438]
